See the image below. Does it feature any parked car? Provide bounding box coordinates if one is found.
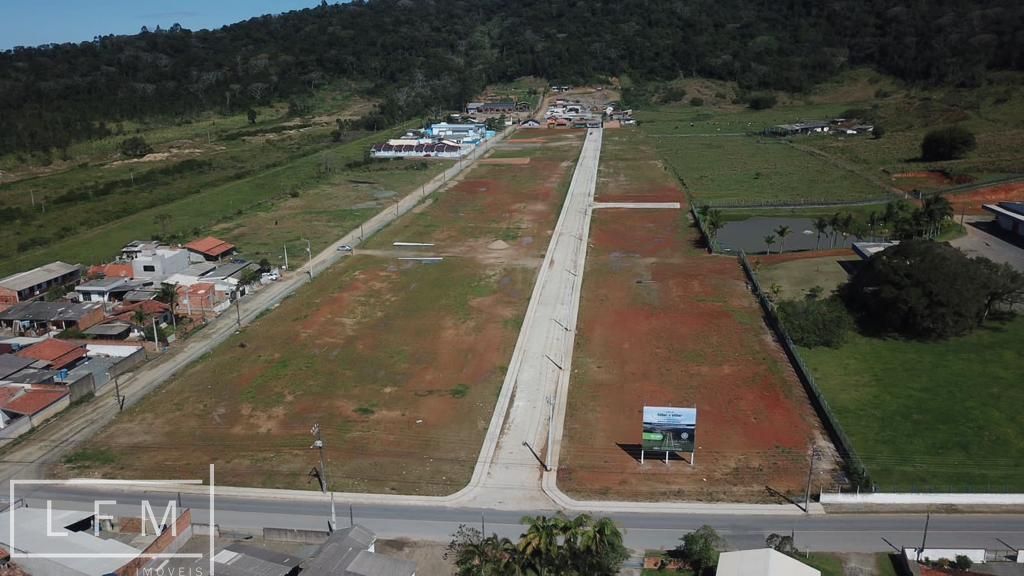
[337,244,353,253]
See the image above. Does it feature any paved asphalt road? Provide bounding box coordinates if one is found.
[13,486,1024,554]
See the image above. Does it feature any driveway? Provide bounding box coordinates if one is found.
[952,216,1024,273]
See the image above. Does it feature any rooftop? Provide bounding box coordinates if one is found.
[16,339,87,370]
[0,354,33,379]
[716,548,820,576]
[214,542,302,576]
[186,236,236,258]
[0,385,69,416]
[0,507,139,575]
[76,276,130,290]
[88,263,134,279]
[852,240,899,260]
[304,525,415,576]
[84,322,133,337]
[206,261,253,280]
[0,262,80,293]
[0,301,104,322]
[984,202,1024,221]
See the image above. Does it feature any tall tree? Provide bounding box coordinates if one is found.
[813,217,829,250]
[774,224,791,254]
[764,234,776,255]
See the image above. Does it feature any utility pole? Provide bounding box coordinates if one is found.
[804,447,817,513]
[151,317,159,351]
[235,297,241,330]
[310,424,337,530]
[107,373,125,411]
[302,238,313,280]
[283,243,289,270]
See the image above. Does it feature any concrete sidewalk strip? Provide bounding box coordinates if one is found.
[592,202,681,209]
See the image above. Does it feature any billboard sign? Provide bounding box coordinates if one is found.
[642,406,696,452]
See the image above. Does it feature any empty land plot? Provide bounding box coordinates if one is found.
[559,129,833,502]
[58,130,583,495]
[755,250,859,301]
[801,317,1024,491]
[759,253,1024,491]
[643,134,886,205]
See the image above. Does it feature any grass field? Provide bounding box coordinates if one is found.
[755,251,859,301]
[56,130,584,494]
[638,132,888,205]
[801,316,1024,491]
[636,70,1024,207]
[0,87,445,277]
[559,128,833,502]
[759,251,1024,491]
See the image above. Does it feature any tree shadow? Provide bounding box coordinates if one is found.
[616,443,688,463]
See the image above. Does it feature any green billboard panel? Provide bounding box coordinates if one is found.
[642,406,696,452]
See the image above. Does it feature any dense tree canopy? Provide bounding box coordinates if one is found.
[841,240,1024,339]
[2,0,1022,155]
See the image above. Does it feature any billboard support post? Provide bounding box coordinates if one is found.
[664,451,669,465]
[640,449,644,465]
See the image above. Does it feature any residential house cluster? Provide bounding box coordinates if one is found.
[370,122,497,159]
[0,336,145,445]
[545,99,603,128]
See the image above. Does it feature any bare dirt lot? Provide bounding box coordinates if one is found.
[945,180,1024,214]
[558,129,835,502]
[57,131,584,495]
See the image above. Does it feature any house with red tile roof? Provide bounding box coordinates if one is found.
[0,384,70,428]
[15,339,87,371]
[111,300,172,325]
[87,263,134,279]
[185,236,237,261]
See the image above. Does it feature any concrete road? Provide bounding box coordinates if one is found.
[952,216,1024,273]
[459,128,602,509]
[13,485,1024,554]
[0,127,512,490]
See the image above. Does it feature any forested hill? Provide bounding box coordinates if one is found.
[2,0,1022,155]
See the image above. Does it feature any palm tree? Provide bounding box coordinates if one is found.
[763,234,776,255]
[867,211,881,241]
[520,515,562,573]
[828,212,842,248]
[157,283,178,330]
[575,516,629,576]
[921,194,954,237]
[840,213,855,246]
[813,217,829,250]
[774,225,791,254]
[705,209,724,244]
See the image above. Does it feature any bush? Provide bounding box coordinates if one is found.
[921,126,976,161]
[118,136,153,158]
[661,85,687,103]
[747,93,778,110]
[689,96,704,107]
[778,296,853,348]
[872,125,886,139]
[954,555,973,570]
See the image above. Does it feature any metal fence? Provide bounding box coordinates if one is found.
[736,249,869,486]
[702,196,896,210]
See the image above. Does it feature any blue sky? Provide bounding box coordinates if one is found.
[2,0,320,49]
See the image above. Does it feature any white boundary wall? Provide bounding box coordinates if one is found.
[822,491,1024,505]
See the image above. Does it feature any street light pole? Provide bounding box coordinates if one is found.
[311,423,337,531]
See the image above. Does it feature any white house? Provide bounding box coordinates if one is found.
[716,549,820,576]
[74,277,131,303]
[130,246,189,281]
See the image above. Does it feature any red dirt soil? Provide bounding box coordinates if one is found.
[559,132,835,502]
[756,248,855,265]
[945,181,1024,215]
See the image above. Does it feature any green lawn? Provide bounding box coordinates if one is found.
[757,256,859,301]
[801,316,1024,491]
[639,130,888,205]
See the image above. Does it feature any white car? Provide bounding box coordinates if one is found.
[337,244,353,253]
